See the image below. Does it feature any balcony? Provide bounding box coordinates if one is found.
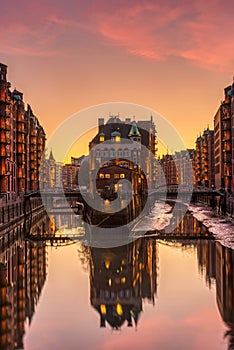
[17,114,24,122]
[224,153,232,163]
[0,123,10,131]
[0,147,10,158]
[17,145,24,153]
[30,129,37,136]
[0,136,10,144]
[30,145,36,152]
[223,130,231,141]
[0,98,10,105]
[222,121,231,131]
[30,139,37,145]
[17,168,24,178]
[5,109,11,117]
[223,141,231,152]
[17,126,25,133]
[37,145,44,152]
[222,113,231,121]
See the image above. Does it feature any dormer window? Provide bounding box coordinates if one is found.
[99,133,105,142]
[111,130,121,142]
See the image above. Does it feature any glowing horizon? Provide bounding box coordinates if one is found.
[1,0,234,161]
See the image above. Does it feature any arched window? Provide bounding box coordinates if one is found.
[118,149,123,157]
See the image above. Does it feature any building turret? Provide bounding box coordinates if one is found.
[128,122,141,143]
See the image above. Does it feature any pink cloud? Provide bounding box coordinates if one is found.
[1,0,234,71]
[87,0,234,70]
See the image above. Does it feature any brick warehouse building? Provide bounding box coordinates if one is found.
[0,63,46,200]
[88,115,157,196]
[195,128,215,188]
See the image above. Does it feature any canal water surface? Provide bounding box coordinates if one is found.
[1,208,234,350]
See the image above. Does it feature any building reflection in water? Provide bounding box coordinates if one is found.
[79,211,234,347]
[197,239,234,349]
[88,238,158,329]
[0,216,47,350]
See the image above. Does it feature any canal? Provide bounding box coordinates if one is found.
[0,205,233,350]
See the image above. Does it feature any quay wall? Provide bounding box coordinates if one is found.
[191,192,234,217]
[0,197,45,233]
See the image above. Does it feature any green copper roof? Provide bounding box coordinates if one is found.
[111,130,121,137]
[128,122,141,137]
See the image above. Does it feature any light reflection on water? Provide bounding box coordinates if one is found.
[0,213,234,349]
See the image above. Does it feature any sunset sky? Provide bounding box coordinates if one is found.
[1,0,234,159]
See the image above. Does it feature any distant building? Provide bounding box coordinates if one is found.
[0,63,46,199]
[195,128,214,188]
[157,150,194,190]
[40,150,66,189]
[175,149,195,187]
[158,154,178,188]
[71,155,85,167]
[62,164,78,188]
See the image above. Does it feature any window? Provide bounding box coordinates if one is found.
[99,173,104,178]
[105,174,110,178]
[120,174,125,178]
[114,174,119,179]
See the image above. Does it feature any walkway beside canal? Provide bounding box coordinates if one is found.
[189,203,234,249]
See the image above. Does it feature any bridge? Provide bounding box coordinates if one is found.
[25,228,214,247]
[25,186,224,201]
[149,185,224,202]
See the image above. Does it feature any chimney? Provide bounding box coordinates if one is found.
[98,118,104,132]
[0,63,7,82]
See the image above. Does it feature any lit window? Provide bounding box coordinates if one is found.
[100,304,106,315]
[120,174,125,178]
[105,261,110,269]
[99,173,104,178]
[116,303,123,315]
[114,174,119,179]
[105,174,110,178]
[116,135,120,142]
[100,135,105,142]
